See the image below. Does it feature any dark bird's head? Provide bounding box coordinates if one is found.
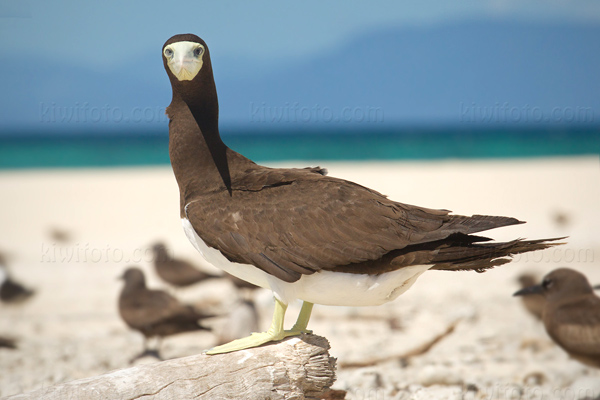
[514,268,594,302]
[119,267,147,289]
[162,34,209,81]
[162,34,216,105]
[151,242,170,262]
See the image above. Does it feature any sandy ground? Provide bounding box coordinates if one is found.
[0,156,599,399]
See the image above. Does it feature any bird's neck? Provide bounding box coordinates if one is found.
[548,290,595,308]
[167,91,249,215]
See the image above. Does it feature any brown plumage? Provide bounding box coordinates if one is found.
[0,278,34,304]
[0,336,17,349]
[162,34,563,352]
[0,259,34,304]
[163,34,561,286]
[514,268,600,368]
[180,152,561,283]
[118,267,211,361]
[48,227,72,243]
[152,242,219,287]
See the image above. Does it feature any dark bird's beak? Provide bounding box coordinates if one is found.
[513,284,544,296]
[593,284,600,290]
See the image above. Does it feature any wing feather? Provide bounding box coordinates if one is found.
[186,171,523,283]
[548,297,600,358]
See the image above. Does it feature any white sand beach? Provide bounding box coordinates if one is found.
[0,156,599,399]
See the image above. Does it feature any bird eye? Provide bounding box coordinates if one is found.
[542,278,553,289]
[194,47,204,57]
[164,48,173,58]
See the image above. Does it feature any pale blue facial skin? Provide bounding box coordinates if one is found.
[163,41,205,81]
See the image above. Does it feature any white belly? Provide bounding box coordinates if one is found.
[182,218,430,306]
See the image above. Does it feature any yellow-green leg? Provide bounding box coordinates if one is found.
[288,301,313,333]
[206,299,314,355]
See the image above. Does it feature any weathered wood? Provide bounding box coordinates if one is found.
[5,334,336,400]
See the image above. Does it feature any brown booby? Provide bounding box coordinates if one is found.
[152,242,219,287]
[517,272,600,321]
[118,267,212,361]
[162,33,562,354]
[0,336,17,349]
[0,258,34,304]
[48,226,73,243]
[514,268,600,368]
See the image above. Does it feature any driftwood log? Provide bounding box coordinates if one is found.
[5,334,336,400]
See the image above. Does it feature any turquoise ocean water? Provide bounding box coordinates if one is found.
[0,128,598,169]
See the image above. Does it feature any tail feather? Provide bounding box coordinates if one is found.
[431,237,566,273]
[442,214,524,236]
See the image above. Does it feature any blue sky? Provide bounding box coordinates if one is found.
[3,0,600,69]
[1,1,600,132]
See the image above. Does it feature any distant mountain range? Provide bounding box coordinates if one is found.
[2,19,599,134]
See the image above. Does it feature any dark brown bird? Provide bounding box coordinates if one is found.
[162,33,563,354]
[152,242,220,287]
[48,226,73,243]
[118,267,212,361]
[514,268,600,368]
[0,260,34,304]
[517,273,600,321]
[0,336,17,349]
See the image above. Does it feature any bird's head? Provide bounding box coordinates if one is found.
[151,242,167,253]
[162,34,219,122]
[119,267,146,288]
[513,268,593,302]
[150,242,171,263]
[162,34,210,83]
